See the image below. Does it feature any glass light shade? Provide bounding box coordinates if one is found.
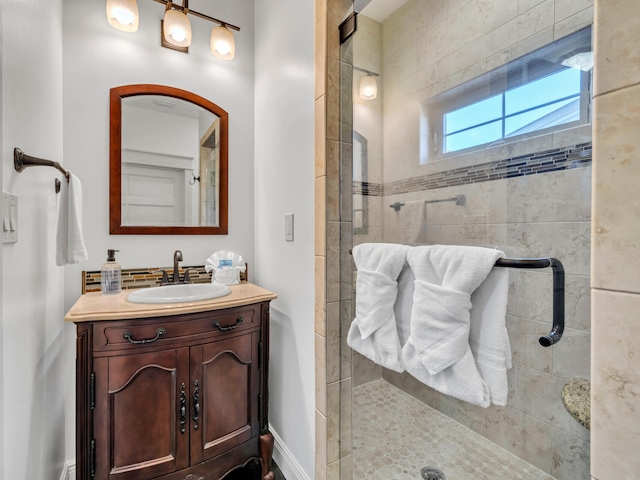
[561,51,594,71]
[163,9,192,47]
[210,26,235,60]
[106,0,139,32]
[359,75,378,100]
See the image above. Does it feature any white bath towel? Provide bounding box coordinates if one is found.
[469,266,512,405]
[56,173,88,266]
[402,245,508,407]
[347,243,410,372]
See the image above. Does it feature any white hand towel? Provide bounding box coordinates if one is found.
[402,245,507,407]
[56,173,88,266]
[468,266,511,405]
[347,243,410,372]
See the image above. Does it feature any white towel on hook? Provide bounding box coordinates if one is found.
[347,243,410,372]
[402,245,508,407]
[56,172,88,266]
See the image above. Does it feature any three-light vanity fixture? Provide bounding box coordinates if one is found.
[106,0,240,60]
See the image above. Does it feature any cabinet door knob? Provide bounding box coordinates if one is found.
[122,327,166,344]
[213,315,244,331]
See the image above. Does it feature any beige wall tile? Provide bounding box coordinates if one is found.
[315,333,328,416]
[326,221,341,302]
[315,254,327,320]
[486,222,554,257]
[326,140,340,222]
[592,84,640,291]
[555,0,594,23]
[518,0,546,14]
[340,300,353,380]
[591,289,640,480]
[553,222,591,276]
[553,6,593,40]
[507,315,553,373]
[316,0,327,100]
[458,0,518,42]
[551,428,591,479]
[327,301,341,383]
[483,405,552,473]
[486,27,554,70]
[327,57,341,141]
[315,96,327,178]
[315,177,327,256]
[340,378,353,457]
[552,327,591,380]
[327,0,352,60]
[326,381,340,463]
[416,13,460,70]
[315,410,327,480]
[486,0,554,56]
[517,168,592,223]
[514,364,590,441]
[594,0,640,96]
[435,38,486,81]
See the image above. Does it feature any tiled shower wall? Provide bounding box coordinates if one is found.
[591,1,640,479]
[349,1,594,479]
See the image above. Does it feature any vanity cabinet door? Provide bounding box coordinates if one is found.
[93,347,191,480]
[189,330,261,464]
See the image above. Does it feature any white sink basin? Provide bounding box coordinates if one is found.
[127,283,232,304]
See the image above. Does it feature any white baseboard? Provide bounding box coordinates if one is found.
[270,426,313,480]
[59,461,76,480]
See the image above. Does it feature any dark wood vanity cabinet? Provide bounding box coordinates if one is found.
[75,301,274,480]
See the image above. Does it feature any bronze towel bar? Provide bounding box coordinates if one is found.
[14,147,70,193]
[349,249,565,347]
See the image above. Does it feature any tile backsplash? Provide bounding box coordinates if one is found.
[82,265,248,293]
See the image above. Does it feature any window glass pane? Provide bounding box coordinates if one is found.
[445,120,502,153]
[505,98,580,136]
[505,68,581,116]
[444,94,502,134]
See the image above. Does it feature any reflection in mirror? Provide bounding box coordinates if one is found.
[110,84,228,235]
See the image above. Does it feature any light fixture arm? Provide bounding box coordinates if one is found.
[353,65,379,77]
[151,0,240,31]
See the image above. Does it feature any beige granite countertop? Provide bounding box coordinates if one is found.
[65,282,277,322]
[561,377,590,430]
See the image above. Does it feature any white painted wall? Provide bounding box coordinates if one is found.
[1,0,67,478]
[61,0,256,465]
[254,0,315,479]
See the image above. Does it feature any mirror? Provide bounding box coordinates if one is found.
[110,84,228,234]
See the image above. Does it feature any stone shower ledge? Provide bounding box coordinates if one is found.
[561,377,590,430]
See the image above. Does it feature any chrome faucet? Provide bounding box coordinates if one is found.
[173,250,183,284]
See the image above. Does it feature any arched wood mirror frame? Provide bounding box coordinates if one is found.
[110,84,228,234]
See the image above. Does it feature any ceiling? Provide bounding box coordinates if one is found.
[357,0,410,22]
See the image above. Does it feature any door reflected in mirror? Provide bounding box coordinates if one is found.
[110,84,228,234]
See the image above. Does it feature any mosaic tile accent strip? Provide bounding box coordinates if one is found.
[353,379,554,480]
[82,265,248,294]
[353,143,592,197]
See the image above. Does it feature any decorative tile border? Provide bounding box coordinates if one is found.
[82,265,248,293]
[354,143,592,196]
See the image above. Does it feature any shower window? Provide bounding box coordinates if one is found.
[444,67,584,153]
[425,26,592,161]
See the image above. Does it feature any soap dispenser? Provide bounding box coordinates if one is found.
[101,249,122,295]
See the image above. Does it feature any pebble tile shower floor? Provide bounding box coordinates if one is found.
[353,380,555,480]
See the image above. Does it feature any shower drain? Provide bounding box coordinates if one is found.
[421,466,446,480]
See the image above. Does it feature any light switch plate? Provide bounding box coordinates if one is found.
[285,213,294,241]
[3,192,17,244]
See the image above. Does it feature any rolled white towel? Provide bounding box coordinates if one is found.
[347,243,410,372]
